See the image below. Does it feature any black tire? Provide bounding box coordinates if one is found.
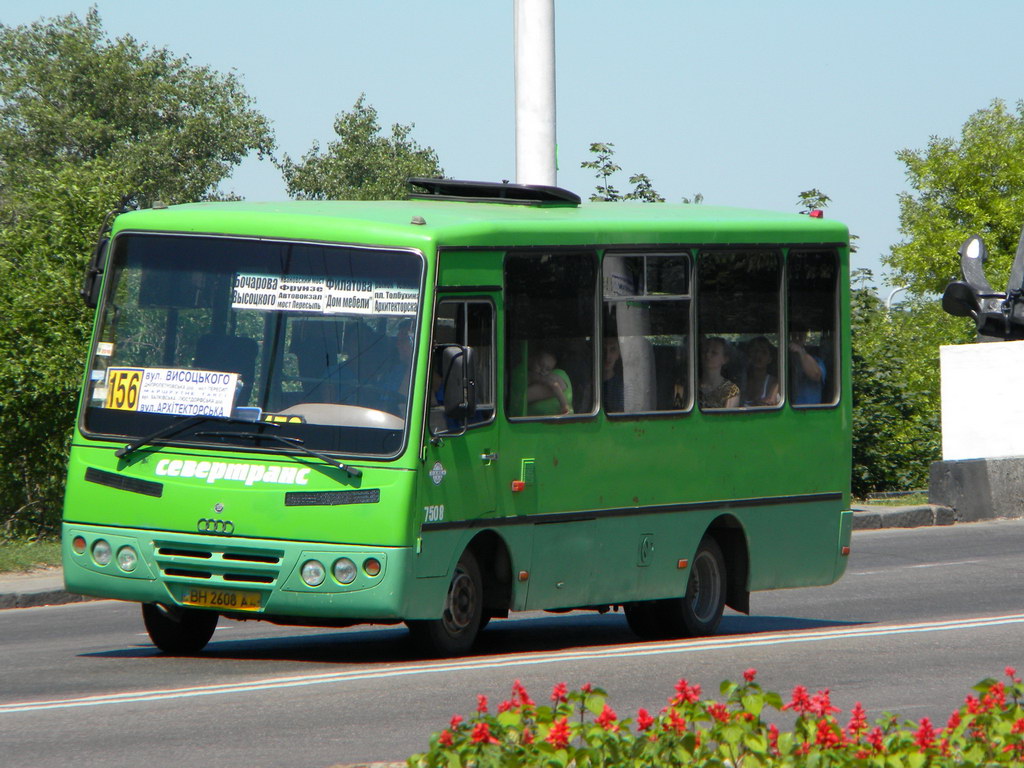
[625,536,726,640]
[406,551,484,657]
[676,535,726,636]
[624,601,666,640]
[142,603,219,654]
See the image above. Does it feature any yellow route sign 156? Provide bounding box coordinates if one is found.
[105,368,143,411]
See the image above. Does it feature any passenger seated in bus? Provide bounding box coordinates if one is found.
[698,336,740,409]
[524,349,573,415]
[788,328,825,405]
[742,336,780,406]
[602,336,624,413]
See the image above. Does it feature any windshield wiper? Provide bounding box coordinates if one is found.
[194,431,362,478]
[115,415,278,460]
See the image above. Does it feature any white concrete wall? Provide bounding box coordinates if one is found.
[941,340,1024,460]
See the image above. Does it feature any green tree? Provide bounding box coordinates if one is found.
[888,98,1024,295]
[278,95,442,200]
[849,271,951,497]
[0,10,274,535]
[581,142,680,203]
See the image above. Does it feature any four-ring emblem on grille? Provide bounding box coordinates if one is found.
[197,518,234,535]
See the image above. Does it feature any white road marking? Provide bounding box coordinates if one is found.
[4,613,1024,715]
[853,559,983,576]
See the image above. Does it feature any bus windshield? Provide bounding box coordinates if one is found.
[83,233,424,457]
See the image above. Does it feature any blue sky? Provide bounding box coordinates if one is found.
[5,1,1024,287]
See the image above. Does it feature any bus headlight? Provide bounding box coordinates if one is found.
[117,546,138,572]
[333,558,357,584]
[92,540,112,566]
[301,560,326,587]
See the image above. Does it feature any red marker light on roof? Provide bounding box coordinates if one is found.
[809,209,824,219]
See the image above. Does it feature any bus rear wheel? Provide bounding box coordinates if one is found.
[406,551,483,657]
[142,603,219,654]
[625,536,726,639]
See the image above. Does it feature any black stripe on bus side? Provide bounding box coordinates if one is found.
[84,467,164,498]
[420,492,844,532]
[437,285,502,293]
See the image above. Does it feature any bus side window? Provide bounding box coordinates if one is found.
[431,299,495,434]
[505,251,597,419]
[602,253,691,414]
[696,249,782,411]
[788,250,839,407]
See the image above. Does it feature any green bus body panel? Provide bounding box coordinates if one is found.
[64,197,852,626]
[64,445,416,546]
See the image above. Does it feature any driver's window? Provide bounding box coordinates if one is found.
[431,300,495,433]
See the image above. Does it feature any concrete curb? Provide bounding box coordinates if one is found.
[0,589,96,610]
[850,504,956,531]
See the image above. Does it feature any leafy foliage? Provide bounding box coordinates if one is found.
[277,94,443,200]
[888,98,1024,295]
[581,142,676,203]
[411,668,1024,767]
[848,271,959,496]
[0,10,274,535]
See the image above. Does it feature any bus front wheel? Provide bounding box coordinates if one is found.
[142,603,219,654]
[406,551,483,657]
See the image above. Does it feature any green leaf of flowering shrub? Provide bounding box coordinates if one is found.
[742,693,764,716]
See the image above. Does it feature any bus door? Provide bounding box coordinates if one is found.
[417,297,504,573]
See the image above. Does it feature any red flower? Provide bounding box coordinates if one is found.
[581,683,593,693]
[866,727,885,753]
[1007,666,1021,683]
[983,681,1007,710]
[705,702,730,723]
[815,718,843,748]
[846,701,868,737]
[808,689,840,718]
[471,722,499,745]
[546,717,571,749]
[662,709,687,735]
[476,694,489,714]
[743,668,757,683]
[449,714,463,730]
[635,708,654,732]
[511,679,535,708]
[783,685,811,713]
[946,710,961,733]
[498,699,514,713]
[914,718,937,751]
[965,695,984,714]
[673,678,702,705]
[438,729,453,747]
[1012,717,1024,735]
[768,724,780,754]
[550,682,568,704]
[523,729,534,745]
[596,703,620,732]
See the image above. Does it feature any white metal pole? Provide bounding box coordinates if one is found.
[514,0,556,186]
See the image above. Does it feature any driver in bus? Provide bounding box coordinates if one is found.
[365,318,414,415]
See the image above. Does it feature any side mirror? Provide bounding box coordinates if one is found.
[441,345,477,420]
[941,281,980,318]
[80,235,109,309]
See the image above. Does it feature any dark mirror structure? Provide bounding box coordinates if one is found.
[942,226,1024,339]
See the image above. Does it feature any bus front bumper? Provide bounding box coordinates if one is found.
[62,523,414,621]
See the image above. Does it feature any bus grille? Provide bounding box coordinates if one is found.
[153,541,284,586]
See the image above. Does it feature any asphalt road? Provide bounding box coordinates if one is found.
[2,519,1023,768]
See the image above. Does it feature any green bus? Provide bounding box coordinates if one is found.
[63,178,853,656]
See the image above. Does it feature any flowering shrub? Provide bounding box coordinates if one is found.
[408,667,1024,767]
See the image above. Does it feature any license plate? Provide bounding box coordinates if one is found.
[181,587,261,612]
